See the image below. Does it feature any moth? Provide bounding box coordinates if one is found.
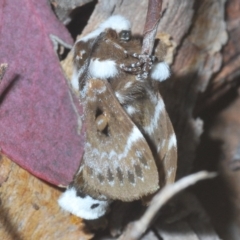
[58,15,177,220]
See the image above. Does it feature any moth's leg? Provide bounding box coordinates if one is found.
[131,53,157,64]
[119,53,157,76]
[119,63,142,74]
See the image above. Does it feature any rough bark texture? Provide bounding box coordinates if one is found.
[1,0,240,239]
[0,155,92,239]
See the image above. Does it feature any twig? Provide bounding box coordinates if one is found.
[118,171,217,240]
[141,0,162,55]
[0,63,8,82]
[140,0,162,78]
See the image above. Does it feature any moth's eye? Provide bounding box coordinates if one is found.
[119,30,131,41]
[96,114,108,133]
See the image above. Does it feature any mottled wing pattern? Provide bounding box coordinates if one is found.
[142,91,177,186]
[114,80,177,188]
[74,78,159,201]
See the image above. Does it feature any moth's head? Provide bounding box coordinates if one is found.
[101,15,132,42]
[118,30,131,41]
[104,28,132,43]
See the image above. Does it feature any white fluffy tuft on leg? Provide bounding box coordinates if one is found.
[151,62,170,82]
[58,188,110,220]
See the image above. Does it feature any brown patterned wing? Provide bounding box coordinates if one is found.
[76,78,159,201]
[137,90,177,187]
[114,80,177,188]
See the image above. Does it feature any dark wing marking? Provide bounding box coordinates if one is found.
[74,79,159,201]
[115,79,177,188]
[135,90,177,187]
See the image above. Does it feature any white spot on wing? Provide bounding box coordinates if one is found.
[144,98,165,135]
[75,50,86,61]
[151,62,170,82]
[125,105,137,115]
[58,188,110,220]
[108,126,143,161]
[126,126,142,149]
[157,139,166,153]
[115,91,125,104]
[124,81,133,89]
[168,134,177,150]
[85,126,145,171]
[108,179,115,186]
[89,59,118,79]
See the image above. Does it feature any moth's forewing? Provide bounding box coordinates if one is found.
[74,79,159,201]
[143,92,177,186]
[118,84,177,188]
[157,111,177,185]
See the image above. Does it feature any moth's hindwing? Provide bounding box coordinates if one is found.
[77,79,159,201]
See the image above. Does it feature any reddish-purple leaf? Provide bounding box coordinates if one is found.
[0,0,85,186]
